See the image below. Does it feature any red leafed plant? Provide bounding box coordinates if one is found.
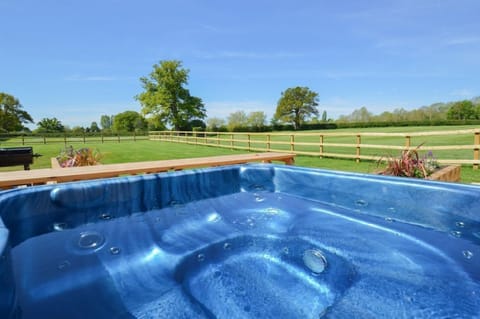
[57,146,102,167]
[377,143,439,178]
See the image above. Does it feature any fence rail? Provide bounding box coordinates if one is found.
[0,132,149,146]
[149,129,480,169]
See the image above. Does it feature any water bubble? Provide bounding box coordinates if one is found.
[100,213,112,220]
[254,195,265,203]
[450,231,462,238]
[385,217,395,223]
[53,222,68,231]
[252,185,265,191]
[207,213,222,223]
[110,247,121,255]
[282,247,289,255]
[355,199,368,207]
[455,221,465,228]
[78,232,105,249]
[57,260,71,270]
[473,231,480,239]
[462,250,473,259]
[387,207,396,213]
[303,249,327,274]
[223,242,232,250]
[197,253,205,262]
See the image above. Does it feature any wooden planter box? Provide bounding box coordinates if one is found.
[51,158,62,169]
[426,165,461,183]
[376,165,461,183]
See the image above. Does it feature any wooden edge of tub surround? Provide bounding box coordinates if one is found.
[0,152,295,189]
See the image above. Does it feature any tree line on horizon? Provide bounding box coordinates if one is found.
[1,60,480,134]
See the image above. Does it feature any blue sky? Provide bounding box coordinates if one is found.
[1,0,479,128]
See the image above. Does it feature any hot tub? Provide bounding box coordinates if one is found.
[0,164,478,318]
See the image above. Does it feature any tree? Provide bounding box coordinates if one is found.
[247,111,267,130]
[146,114,167,131]
[275,86,319,129]
[136,60,206,130]
[0,92,34,132]
[100,115,113,130]
[70,126,85,134]
[112,111,147,132]
[447,100,476,120]
[36,117,65,133]
[227,111,248,131]
[321,110,327,122]
[89,121,100,133]
[206,117,226,131]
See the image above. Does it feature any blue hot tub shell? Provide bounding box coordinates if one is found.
[0,164,479,318]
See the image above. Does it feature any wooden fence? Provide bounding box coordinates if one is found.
[149,129,480,169]
[0,132,149,146]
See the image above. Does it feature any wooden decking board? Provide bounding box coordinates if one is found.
[0,152,295,189]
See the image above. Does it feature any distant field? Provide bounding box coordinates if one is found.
[1,125,479,183]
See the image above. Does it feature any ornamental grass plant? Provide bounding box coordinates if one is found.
[377,144,440,178]
[56,145,102,167]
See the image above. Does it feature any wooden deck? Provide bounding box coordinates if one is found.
[0,152,295,189]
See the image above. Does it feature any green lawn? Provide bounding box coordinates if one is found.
[1,126,480,183]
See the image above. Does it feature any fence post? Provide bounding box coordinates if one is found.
[405,135,411,150]
[64,133,67,147]
[267,134,271,151]
[474,131,480,170]
[217,133,220,145]
[43,135,46,144]
[230,134,234,150]
[290,135,295,152]
[247,134,251,151]
[356,134,361,163]
[83,132,86,144]
[133,131,136,142]
[118,134,120,143]
[22,134,25,145]
[319,135,324,158]
[101,133,104,143]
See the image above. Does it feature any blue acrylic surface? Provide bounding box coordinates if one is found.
[0,164,479,318]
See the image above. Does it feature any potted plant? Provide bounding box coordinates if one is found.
[377,144,460,182]
[52,146,102,168]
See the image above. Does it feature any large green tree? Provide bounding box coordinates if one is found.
[247,111,267,129]
[0,92,34,132]
[447,100,477,120]
[100,115,113,130]
[113,111,147,132]
[275,86,319,129]
[136,60,206,130]
[227,110,248,131]
[36,117,65,133]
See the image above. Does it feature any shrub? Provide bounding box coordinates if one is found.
[57,146,102,167]
[377,144,440,178]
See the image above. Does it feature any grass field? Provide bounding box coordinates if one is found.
[1,125,480,183]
